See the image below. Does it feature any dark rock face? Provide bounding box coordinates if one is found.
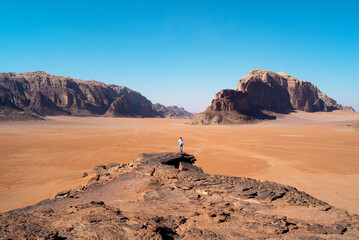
[0,71,190,120]
[210,89,251,112]
[152,103,194,119]
[238,70,350,112]
[1,152,359,239]
[237,71,292,112]
[192,69,354,124]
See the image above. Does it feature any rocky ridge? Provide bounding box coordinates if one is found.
[1,152,359,239]
[152,103,194,119]
[0,71,192,120]
[192,70,355,124]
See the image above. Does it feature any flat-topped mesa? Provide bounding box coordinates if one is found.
[191,69,355,124]
[237,70,292,112]
[238,69,349,112]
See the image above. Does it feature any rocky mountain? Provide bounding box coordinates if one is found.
[1,152,358,239]
[0,71,192,120]
[192,70,355,124]
[152,103,194,119]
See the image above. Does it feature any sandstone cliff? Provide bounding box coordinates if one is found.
[0,71,193,120]
[1,152,358,239]
[0,71,160,119]
[152,103,194,119]
[192,70,355,124]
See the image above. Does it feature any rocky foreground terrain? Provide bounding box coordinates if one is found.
[192,70,355,124]
[1,152,359,239]
[0,71,192,120]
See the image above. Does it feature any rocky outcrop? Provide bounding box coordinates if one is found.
[192,70,355,124]
[152,103,194,119]
[1,152,359,239]
[0,106,44,121]
[0,71,190,120]
[190,108,257,125]
[342,106,356,112]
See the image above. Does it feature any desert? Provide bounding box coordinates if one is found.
[1,110,359,216]
[2,1,359,238]
[2,70,359,238]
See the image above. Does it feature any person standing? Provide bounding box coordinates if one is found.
[178,137,184,152]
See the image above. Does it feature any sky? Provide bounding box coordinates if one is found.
[0,0,358,113]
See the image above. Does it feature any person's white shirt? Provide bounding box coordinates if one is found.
[178,138,183,146]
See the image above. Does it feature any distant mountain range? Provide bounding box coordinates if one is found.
[192,69,355,124]
[152,103,194,119]
[0,71,193,120]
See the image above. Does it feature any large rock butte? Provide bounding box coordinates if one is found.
[0,71,193,120]
[192,69,355,124]
[1,152,359,239]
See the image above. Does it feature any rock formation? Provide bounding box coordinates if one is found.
[238,70,351,112]
[1,152,359,239]
[0,71,192,120]
[192,70,355,124]
[152,103,194,119]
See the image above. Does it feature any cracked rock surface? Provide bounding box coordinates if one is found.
[1,152,359,239]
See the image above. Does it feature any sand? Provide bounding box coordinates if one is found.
[0,110,359,214]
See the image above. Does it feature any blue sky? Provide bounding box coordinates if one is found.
[0,1,358,112]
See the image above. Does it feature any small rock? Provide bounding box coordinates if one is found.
[55,190,70,199]
[208,212,217,218]
[88,175,100,183]
[90,201,105,206]
[108,162,120,169]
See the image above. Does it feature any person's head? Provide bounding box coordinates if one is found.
[180,137,182,139]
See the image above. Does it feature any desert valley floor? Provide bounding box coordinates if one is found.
[0,111,359,215]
